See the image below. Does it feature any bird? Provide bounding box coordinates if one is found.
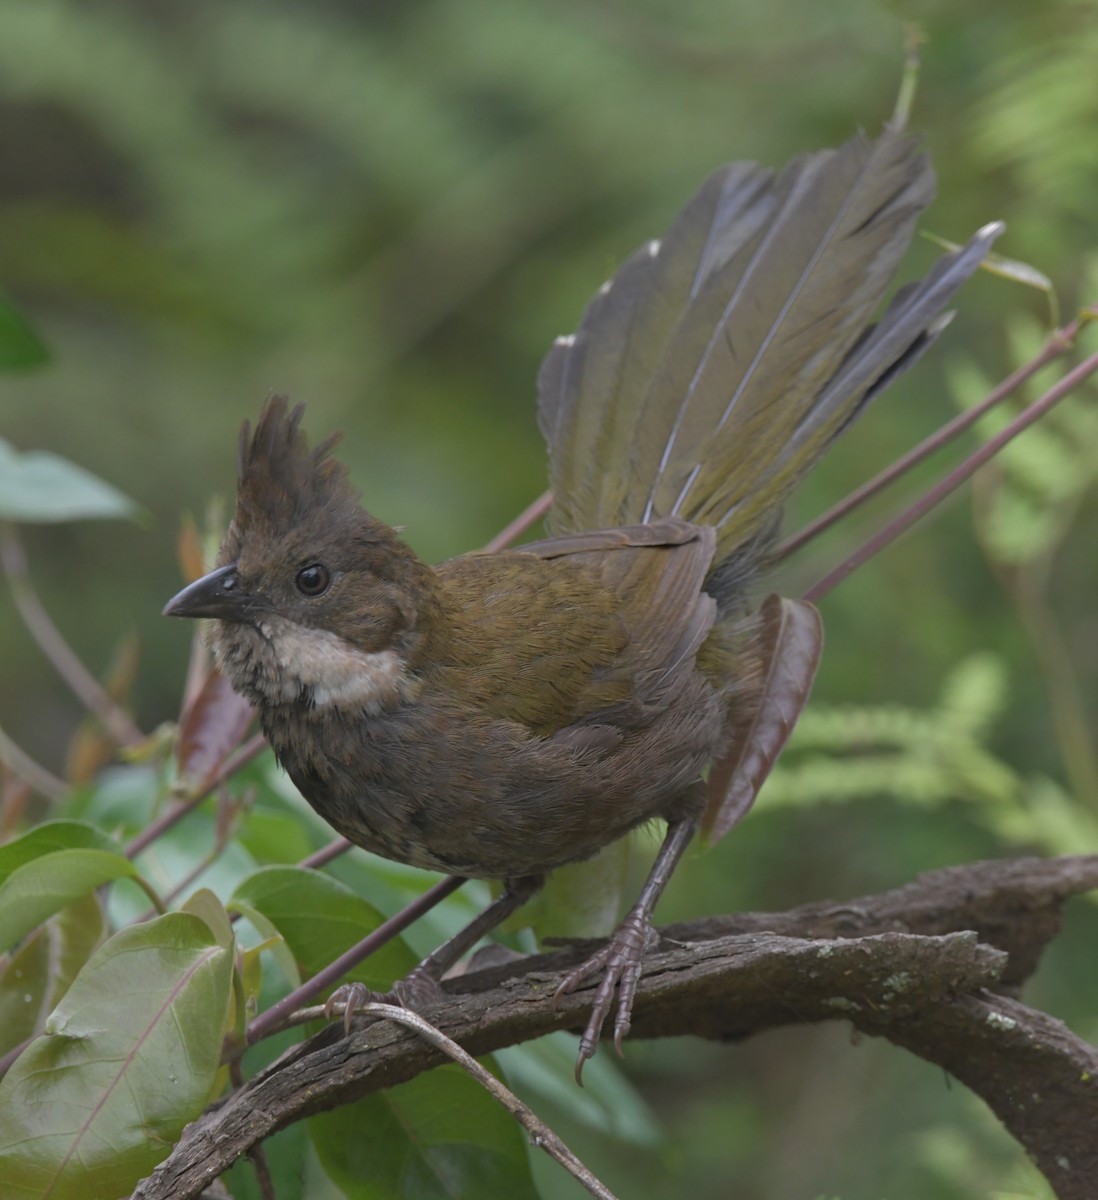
[164,121,999,1080]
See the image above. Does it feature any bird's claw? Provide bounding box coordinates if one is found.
[324,981,378,1036]
[553,911,656,1084]
[324,965,445,1037]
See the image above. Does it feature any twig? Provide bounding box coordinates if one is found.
[124,854,1098,1200]
[328,1001,620,1200]
[777,318,1079,560]
[1,527,144,747]
[1008,571,1098,812]
[891,25,923,129]
[245,1143,276,1200]
[242,874,467,1047]
[124,733,267,860]
[482,490,553,552]
[804,345,1098,602]
[130,855,1098,1200]
[158,810,243,910]
[298,837,354,870]
[0,721,67,802]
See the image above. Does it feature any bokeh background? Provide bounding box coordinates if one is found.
[2,1,1097,1197]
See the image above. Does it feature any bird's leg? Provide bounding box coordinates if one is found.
[326,874,542,1032]
[555,812,699,1083]
[395,873,543,1001]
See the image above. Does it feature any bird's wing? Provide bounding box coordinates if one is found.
[431,519,717,736]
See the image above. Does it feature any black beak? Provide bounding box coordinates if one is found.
[163,563,251,621]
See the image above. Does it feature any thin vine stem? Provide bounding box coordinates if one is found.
[803,345,1098,603]
[310,1001,621,1200]
[1,526,144,747]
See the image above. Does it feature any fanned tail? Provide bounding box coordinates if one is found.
[537,123,1001,574]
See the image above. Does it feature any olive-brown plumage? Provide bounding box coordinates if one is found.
[209,458,726,877]
[165,123,999,1075]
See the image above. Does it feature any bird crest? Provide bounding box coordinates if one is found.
[226,396,363,549]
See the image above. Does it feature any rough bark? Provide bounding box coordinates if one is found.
[133,854,1098,1200]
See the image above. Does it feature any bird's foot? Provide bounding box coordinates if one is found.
[325,967,445,1035]
[324,981,380,1035]
[390,965,446,1009]
[554,908,657,1084]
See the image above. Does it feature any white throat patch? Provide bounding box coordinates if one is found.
[255,618,417,714]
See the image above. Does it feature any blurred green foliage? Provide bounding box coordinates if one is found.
[1,1,1096,1197]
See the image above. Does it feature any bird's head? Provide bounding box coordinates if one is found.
[164,397,433,713]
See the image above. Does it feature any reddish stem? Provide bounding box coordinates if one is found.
[242,874,467,1048]
[778,322,1078,559]
[482,490,553,552]
[300,837,355,870]
[804,345,1098,603]
[124,733,267,859]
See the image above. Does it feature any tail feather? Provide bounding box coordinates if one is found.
[537,124,999,566]
[537,161,778,537]
[716,219,1005,538]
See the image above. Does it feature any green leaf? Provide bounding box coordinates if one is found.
[229,897,301,989]
[59,765,160,836]
[308,1062,540,1200]
[921,231,1059,324]
[239,940,267,1020]
[231,865,417,989]
[0,891,106,1056]
[235,803,316,865]
[182,887,235,949]
[0,847,139,951]
[935,653,1009,738]
[0,819,118,880]
[0,438,144,523]
[0,912,233,1200]
[0,294,48,370]
[0,820,139,952]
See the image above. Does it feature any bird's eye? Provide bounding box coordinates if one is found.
[295,563,331,597]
